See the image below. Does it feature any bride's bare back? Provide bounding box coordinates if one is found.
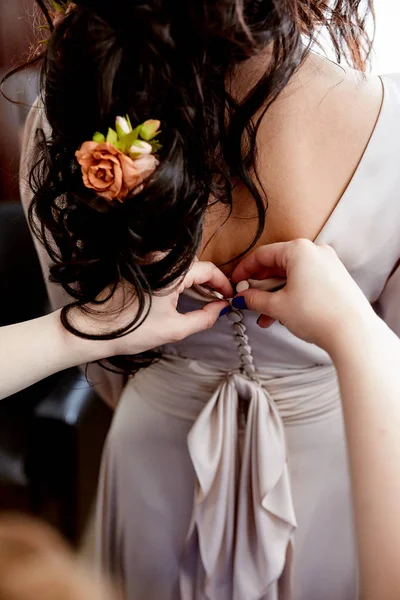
[200,52,383,276]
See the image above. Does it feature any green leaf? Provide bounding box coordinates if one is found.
[50,0,63,11]
[93,132,106,143]
[115,122,127,140]
[115,127,140,153]
[139,120,161,141]
[52,0,72,11]
[150,140,162,153]
[106,128,118,145]
[126,115,133,131]
[131,125,141,139]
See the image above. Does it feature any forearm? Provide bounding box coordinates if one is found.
[329,315,400,600]
[0,311,113,400]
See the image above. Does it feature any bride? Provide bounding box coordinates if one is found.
[19,0,400,598]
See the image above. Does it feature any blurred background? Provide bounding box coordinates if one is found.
[0,2,112,553]
[0,0,398,548]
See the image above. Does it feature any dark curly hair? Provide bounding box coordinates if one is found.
[6,0,374,373]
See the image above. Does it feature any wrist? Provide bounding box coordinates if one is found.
[50,310,115,367]
[325,308,383,365]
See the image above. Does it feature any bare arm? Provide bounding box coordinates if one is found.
[232,240,400,599]
[329,315,400,600]
[0,260,231,400]
[0,311,107,400]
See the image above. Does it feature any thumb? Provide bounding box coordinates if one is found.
[238,288,285,320]
[179,301,228,338]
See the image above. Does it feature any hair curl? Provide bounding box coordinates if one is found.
[6,0,374,373]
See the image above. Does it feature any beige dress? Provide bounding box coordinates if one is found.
[21,74,400,600]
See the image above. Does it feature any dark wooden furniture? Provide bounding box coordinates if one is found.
[1,0,39,202]
[0,202,112,545]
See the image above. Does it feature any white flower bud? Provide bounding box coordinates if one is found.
[116,116,131,136]
[129,140,153,159]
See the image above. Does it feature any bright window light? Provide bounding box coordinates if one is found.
[371,1,400,74]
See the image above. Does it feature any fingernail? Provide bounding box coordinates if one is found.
[232,296,247,310]
[219,306,231,317]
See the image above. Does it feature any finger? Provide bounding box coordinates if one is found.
[238,287,285,320]
[178,300,229,337]
[231,242,293,283]
[257,315,276,329]
[184,261,233,298]
[248,277,287,292]
[246,267,287,281]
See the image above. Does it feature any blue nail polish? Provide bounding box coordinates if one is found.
[219,306,231,317]
[232,296,247,310]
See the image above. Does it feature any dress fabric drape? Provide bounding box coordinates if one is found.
[18,74,400,600]
[96,73,400,600]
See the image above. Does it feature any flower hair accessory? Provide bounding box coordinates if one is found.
[38,1,75,40]
[75,117,161,203]
[49,1,75,26]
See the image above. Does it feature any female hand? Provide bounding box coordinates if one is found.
[71,260,233,357]
[231,239,376,353]
[0,262,232,400]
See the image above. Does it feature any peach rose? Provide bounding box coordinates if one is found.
[75,142,158,202]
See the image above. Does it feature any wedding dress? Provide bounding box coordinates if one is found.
[20,74,400,600]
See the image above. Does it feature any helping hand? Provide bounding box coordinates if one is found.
[232,239,376,352]
[71,261,233,357]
